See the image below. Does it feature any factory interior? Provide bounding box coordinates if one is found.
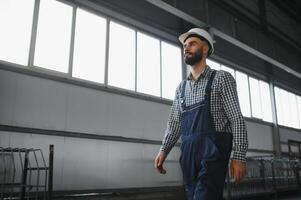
[1,0,301,199]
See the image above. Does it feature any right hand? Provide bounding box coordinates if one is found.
[154,151,167,174]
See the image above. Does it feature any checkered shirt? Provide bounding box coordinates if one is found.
[160,65,248,162]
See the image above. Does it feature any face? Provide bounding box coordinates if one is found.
[183,37,208,66]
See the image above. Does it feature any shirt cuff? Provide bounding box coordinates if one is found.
[160,145,171,156]
[232,150,247,162]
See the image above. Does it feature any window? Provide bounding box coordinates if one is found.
[72,9,107,83]
[281,89,291,126]
[0,0,35,65]
[288,92,299,129]
[274,87,301,129]
[221,65,235,79]
[205,60,274,123]
[259,81,272,122]
[235,71,251,117]
[249,77,262,119]
[297,96,301,129]
[108,21,135,90]
[2,0,283,126]
[137,32,160,96]
[34,0,73,73]
[161,42,182,100]
[248,78,273,122]
[207,59,220,70]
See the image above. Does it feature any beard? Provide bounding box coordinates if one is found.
[184,48,203,66]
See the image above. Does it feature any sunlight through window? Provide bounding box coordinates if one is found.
[34,0,72,73]
[72,9,107,83]
[0,0,35,65]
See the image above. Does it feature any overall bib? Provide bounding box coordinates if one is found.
[179,70,233,200]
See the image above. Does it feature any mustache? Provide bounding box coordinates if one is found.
[184,51,192,56]
[184,49,203,65]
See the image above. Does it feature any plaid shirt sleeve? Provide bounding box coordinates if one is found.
[159,82,183,156]
[219,71,248,162]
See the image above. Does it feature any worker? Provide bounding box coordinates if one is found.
[154,27,248,200]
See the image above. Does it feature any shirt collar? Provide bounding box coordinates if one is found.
[187,65,211,82]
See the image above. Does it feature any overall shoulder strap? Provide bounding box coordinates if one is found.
[180,80,187,108]
[180,80,186,100]
[205,70,216,98]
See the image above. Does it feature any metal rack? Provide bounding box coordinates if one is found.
[288,140,301,159]
[225,156,301,200]
[0,145,53,200]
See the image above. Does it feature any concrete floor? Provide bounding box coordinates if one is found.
[52,190,301,200]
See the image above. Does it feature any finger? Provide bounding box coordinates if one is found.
[157,161,166,174]
[233,170,238,182]
[239,171,244,182]
[241,168,247,179]
[157,166,163,173]
[241,169,246,180]
[237,170,245,182]
[230,163,234,178]
[234,168,240,182]
[154,157,159,168]
[236,172,241,182]
[158,161,166,174]
[158,156,163,167]
[240,166,246,181]
[157,164,166,174]
[155,157,163,171]
[155,162,161,172]
[160,168,166,174]
[155,161,162,171]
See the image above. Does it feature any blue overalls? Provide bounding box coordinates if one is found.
[179,70,233,200]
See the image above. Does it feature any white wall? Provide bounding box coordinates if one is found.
[279,127,301,153]
[0,69,182,190]
[245,121,274,151]
[0,69,169,140]
[0,131,182,190]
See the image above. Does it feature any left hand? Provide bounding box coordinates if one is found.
[230,159,246,183]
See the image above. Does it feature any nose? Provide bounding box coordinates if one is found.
[184,48,191,54]
[183,43,191,52]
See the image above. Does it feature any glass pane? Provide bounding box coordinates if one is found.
[280,89,290,126]
[108,21,135,90]
[259,81,272,122]
[236,71,251,117]
[221,65,235,79]
[137,32,160,96]
[207,59,220,70]
[274,87,283,125]
[72,9,106,83]
[297,96,301,129]
[161,42,182,100]
[34,0,73,73]
[0,0,35,65]
[288,92,299,129]
[249,77,262,119]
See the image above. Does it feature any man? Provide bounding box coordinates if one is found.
[154,28,248,200]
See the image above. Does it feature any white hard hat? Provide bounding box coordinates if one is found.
[178,28,215,56]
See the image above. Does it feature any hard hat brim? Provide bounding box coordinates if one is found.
[178,32,198,45]
[178,31,214,56]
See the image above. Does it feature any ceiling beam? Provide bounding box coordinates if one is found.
[146,0,301,80]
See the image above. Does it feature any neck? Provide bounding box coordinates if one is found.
[190,59,207,81]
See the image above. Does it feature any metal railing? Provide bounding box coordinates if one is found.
[225,156,301,200]
[0,145,53,200]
